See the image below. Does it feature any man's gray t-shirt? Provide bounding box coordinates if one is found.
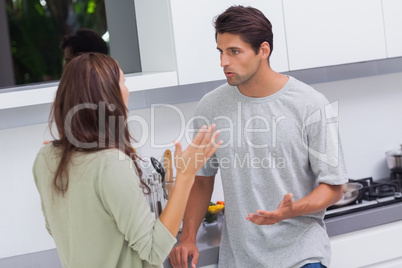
[194,76,348,268]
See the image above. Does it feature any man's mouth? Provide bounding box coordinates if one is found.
[224,72,234,78]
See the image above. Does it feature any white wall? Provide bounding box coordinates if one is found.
[313,72,402,180]
[0,123,55,258]
[125,101,225,204]
[0,71,401,258]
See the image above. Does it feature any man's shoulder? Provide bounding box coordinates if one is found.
[287,76,330,107]
[288,76,318,94]
[202,82,231,100]
[196,83,232,111]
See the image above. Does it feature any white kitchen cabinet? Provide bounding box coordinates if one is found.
[330,221,402,268]
[362,257,402,268]
[200,265,217,268]
[382,0,402,58]
[282,0,387,70]
[135,1,288,86]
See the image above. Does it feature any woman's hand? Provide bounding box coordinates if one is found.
[158,124,222,236]
[174,124,222,177]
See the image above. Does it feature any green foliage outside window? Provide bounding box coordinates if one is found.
[5,0,107,85]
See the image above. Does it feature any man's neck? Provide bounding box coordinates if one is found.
[238,68,288,98]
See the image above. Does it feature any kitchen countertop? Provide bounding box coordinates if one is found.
[163,201,402,267]
[325,201,402,236]
[163,216,223,268]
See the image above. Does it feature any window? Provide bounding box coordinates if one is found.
[0,0,141,90]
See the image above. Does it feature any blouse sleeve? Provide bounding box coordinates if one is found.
[98,156,176,265]
[32,152,53,237]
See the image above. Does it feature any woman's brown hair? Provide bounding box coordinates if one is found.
[49,52,145,195]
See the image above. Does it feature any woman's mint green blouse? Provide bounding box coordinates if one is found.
[33,144,176,268]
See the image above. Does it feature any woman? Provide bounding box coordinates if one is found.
[33,53,221,268]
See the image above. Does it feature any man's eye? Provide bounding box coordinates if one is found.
[231,50,239,55]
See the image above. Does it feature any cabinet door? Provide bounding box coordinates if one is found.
[382,0,402,58]
[283,0,387,70]
[330,221,402,268]
[169,0,289,85]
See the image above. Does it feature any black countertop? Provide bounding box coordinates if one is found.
[164,202,402,267]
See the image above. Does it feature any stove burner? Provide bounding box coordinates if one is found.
[334,177,401,203]
[390,170,402,180]
[325,176,402,219]
[371,184,396,197]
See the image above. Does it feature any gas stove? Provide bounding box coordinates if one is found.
[325,175,402,219]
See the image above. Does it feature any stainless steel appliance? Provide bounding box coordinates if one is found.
[139,158,168,219]
[325,175,402,219]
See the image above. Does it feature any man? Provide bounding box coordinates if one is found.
[60,28,108,65]
[41,29,109,146]
[169,5,347,268]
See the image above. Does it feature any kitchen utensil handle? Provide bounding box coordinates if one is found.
[164,149,174,182]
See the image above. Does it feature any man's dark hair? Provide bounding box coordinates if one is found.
[214,6,273,58]
[60,29,108,55]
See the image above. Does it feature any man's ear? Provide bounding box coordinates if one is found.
[259,41,271,59]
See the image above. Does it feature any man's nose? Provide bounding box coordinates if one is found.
[220,54,229,67]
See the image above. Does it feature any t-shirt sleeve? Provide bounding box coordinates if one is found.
[196,153,219,177]
[98,157,176,265]
[305,102,348,185]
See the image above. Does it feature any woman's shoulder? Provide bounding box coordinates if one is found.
[72,148,133,170]
[34,143,60,167]
[35,144,131,169]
